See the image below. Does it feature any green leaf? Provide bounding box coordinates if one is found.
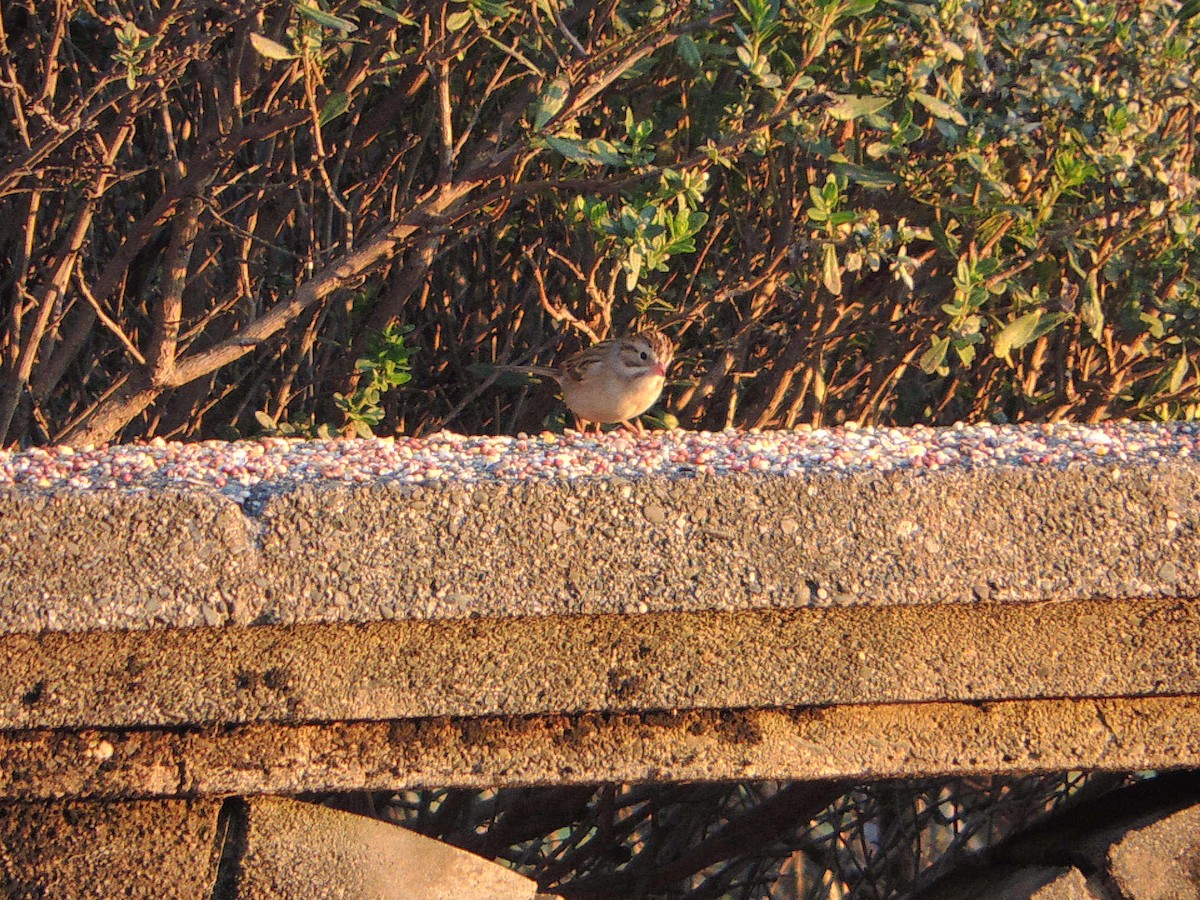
[543,135,626,166]
[471,0,512,17]
[835,162,900,189]
[249,32,296,60]
[446,9,473,30]
[293,2,358,33]
[1142,312,1166,340]
[318,91,350,126]
[920,336,950,374]
[822,243,842,295]
[993,310,1067,361]
[826,94,891,121]
[532,78,569,131]
[624,250,643,291]
[842,0,879,16]
[358,1,417,24]
[993,311,1042,361]
[675,34,703,67]
[678,210,708,237]
[930,218,956,256]
[1080,282,1104,342]
[1170,353,1189,393]
[975,257,1000,277]
[1029,311,1070,342]
[913,91,966,126]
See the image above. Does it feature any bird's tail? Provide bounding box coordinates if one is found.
[492,364,560,379]
[469,362,562,384]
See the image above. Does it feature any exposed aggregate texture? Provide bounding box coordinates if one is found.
[0,420,1196,504]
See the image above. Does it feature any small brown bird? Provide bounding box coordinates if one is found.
[498,330,675,432]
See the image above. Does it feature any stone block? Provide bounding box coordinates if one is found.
[0,798,222,898]
[1106,802,1200,899]
[234,797,541,899]
[0,796,544,898]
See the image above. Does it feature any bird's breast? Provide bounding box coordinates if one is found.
[562,373,665,424]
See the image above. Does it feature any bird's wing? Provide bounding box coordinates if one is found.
[560,345,609,384]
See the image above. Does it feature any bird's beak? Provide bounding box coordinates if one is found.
[653,363,668,377]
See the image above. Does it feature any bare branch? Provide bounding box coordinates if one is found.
[74,270,145,366]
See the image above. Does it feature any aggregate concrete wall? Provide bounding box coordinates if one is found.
[1,436,1199,798]
[2,461,1197,634]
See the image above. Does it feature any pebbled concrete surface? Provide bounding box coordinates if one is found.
[1,461,1198,633]
[0,488,257,633]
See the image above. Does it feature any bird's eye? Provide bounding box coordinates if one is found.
[640,351,648,360]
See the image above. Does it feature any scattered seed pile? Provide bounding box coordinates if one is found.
[0,421,1194,505]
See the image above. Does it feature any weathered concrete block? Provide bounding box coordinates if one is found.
[1105,802,1200,898]
[1027,867,1102,900]
[2,429,1199,798]
[0,798,223,898]
[248,464,1200,626]
[0,796,543,898]
[234,797,541,899]
[0,489,256,633]
[4,698,1200,802]
[4,598,1200,734]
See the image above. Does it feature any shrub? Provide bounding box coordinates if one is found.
[0,0,1195,444]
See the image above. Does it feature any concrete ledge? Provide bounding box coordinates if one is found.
[1,461,1197,634]
[3,696,1199,801]
[1,597,1197,731]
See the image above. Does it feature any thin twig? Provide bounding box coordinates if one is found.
[75,270,145,365]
